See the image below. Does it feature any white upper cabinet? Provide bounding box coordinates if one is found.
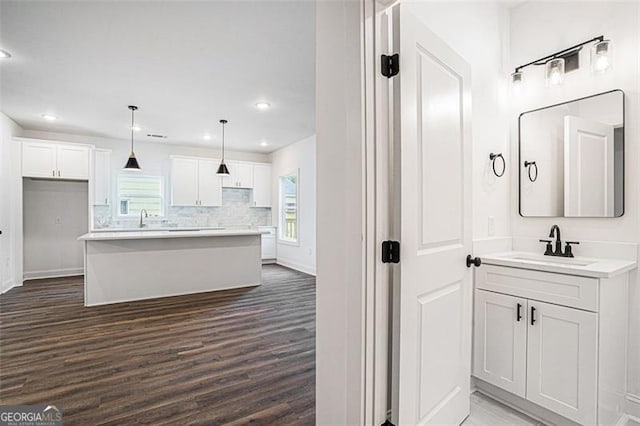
[222,161,254,189]
[22,142,57,178]
[92,149,111,206]
[57,144,90,179]
[22,141,89,180]
[197,159,222,207]
[170,157,221,207]
[252,164,271,207]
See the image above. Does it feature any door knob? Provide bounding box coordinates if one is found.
[466,255,481,268]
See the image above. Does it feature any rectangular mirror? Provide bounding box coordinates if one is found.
[519,90,624,217]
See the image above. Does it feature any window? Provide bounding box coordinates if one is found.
[117,174,164,217]
[279,172,298,243]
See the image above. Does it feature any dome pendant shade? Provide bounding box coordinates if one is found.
[216,119,230,176]
[123,105,142,170]
[216,161,230,175]
[124,153,141,171]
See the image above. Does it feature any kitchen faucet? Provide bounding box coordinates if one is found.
[139,209,148,228]
[539,224,579,257]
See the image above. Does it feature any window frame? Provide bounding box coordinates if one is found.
[116,173,165,218]
[278,169,300,246]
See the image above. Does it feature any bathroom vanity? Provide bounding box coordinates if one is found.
[472,251,636,425]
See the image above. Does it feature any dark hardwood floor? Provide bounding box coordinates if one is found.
[0,264,315,425]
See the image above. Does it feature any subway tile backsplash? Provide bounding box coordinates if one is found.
[93,188,272,229]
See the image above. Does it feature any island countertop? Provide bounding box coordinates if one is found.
[78,229,267,241]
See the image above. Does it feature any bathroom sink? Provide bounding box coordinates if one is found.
[480,251,637,278]
[506,253,596,266]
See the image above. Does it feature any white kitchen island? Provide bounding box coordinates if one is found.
[78,229,265,306]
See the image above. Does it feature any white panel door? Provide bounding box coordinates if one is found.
[473,290,527,397]
[526,301,598,425]
[197,159,222,207]
[22,142,57,178]
[564,115,615,216]
[57,144,89,180]
[92,150,111,205]
[252,164,271,207]
[392,4,473,425]
[170,158,198,206]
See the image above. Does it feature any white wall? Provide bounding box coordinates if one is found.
[316,0,365,424]
[0,113,23,293]
[23,179,87,279]
[270,135,316,275]
[508,0,640,404]
[404,1,511,240]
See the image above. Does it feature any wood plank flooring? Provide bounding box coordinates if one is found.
[0,265,315,425]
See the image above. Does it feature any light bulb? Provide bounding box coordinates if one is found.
[591,40,612,74]
[545,58,565,87]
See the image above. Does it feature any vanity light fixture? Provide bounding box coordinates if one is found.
[123,105,141,171]
[591,39,612,74]
[0,49,11,59]
[511,35,608,88]
[216,119,230,175]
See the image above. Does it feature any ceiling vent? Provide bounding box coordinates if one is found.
[146,133,167,139]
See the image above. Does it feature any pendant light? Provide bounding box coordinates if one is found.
[216,119,230,175]
[123,105,141,171]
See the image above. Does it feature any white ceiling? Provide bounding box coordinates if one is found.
[0,1,315,153]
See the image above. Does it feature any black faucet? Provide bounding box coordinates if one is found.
[539,225,580,257]
[549,224,562,255]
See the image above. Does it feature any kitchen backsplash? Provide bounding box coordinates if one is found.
[93,188,272,229]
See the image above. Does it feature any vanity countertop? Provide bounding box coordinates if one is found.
[481,251,637,278]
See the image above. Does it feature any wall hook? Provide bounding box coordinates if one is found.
[524,161,538,182]
[489,153,505,177]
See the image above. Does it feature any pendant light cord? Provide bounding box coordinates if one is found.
[130,108,135,154]
[221,121,225,161]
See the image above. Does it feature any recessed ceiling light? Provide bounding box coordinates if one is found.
[260,141,268,147]
[41,113,57,121]
[203,133,212,141]
[255,102,271,110]
[131,124,141,132]
[0,49,11,59]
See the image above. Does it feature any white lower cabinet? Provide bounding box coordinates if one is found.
[473,264,627,425]
[473,290,527,398]
[259,226,276,262]
[526,300,597,425]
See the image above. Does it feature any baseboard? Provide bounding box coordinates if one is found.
[23,267,84,280]
[627,393,640,421]
[276,258,316,276]
[1,279,16,295]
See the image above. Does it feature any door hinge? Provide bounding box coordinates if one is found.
[381,53,399,78]
[382,240,400,263]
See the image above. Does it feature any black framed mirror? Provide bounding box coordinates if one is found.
[518,89,624,217]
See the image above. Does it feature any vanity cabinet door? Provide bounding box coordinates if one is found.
[171,158,199,206]
[526,301,597,425]
[473,290,527,397]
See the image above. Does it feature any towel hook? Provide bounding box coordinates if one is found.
[489,153,505,177]
[524,161,538,182]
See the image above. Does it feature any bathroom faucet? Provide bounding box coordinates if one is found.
[139,209,148,228]
[539,224,580,257]
[549,224,562,255]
